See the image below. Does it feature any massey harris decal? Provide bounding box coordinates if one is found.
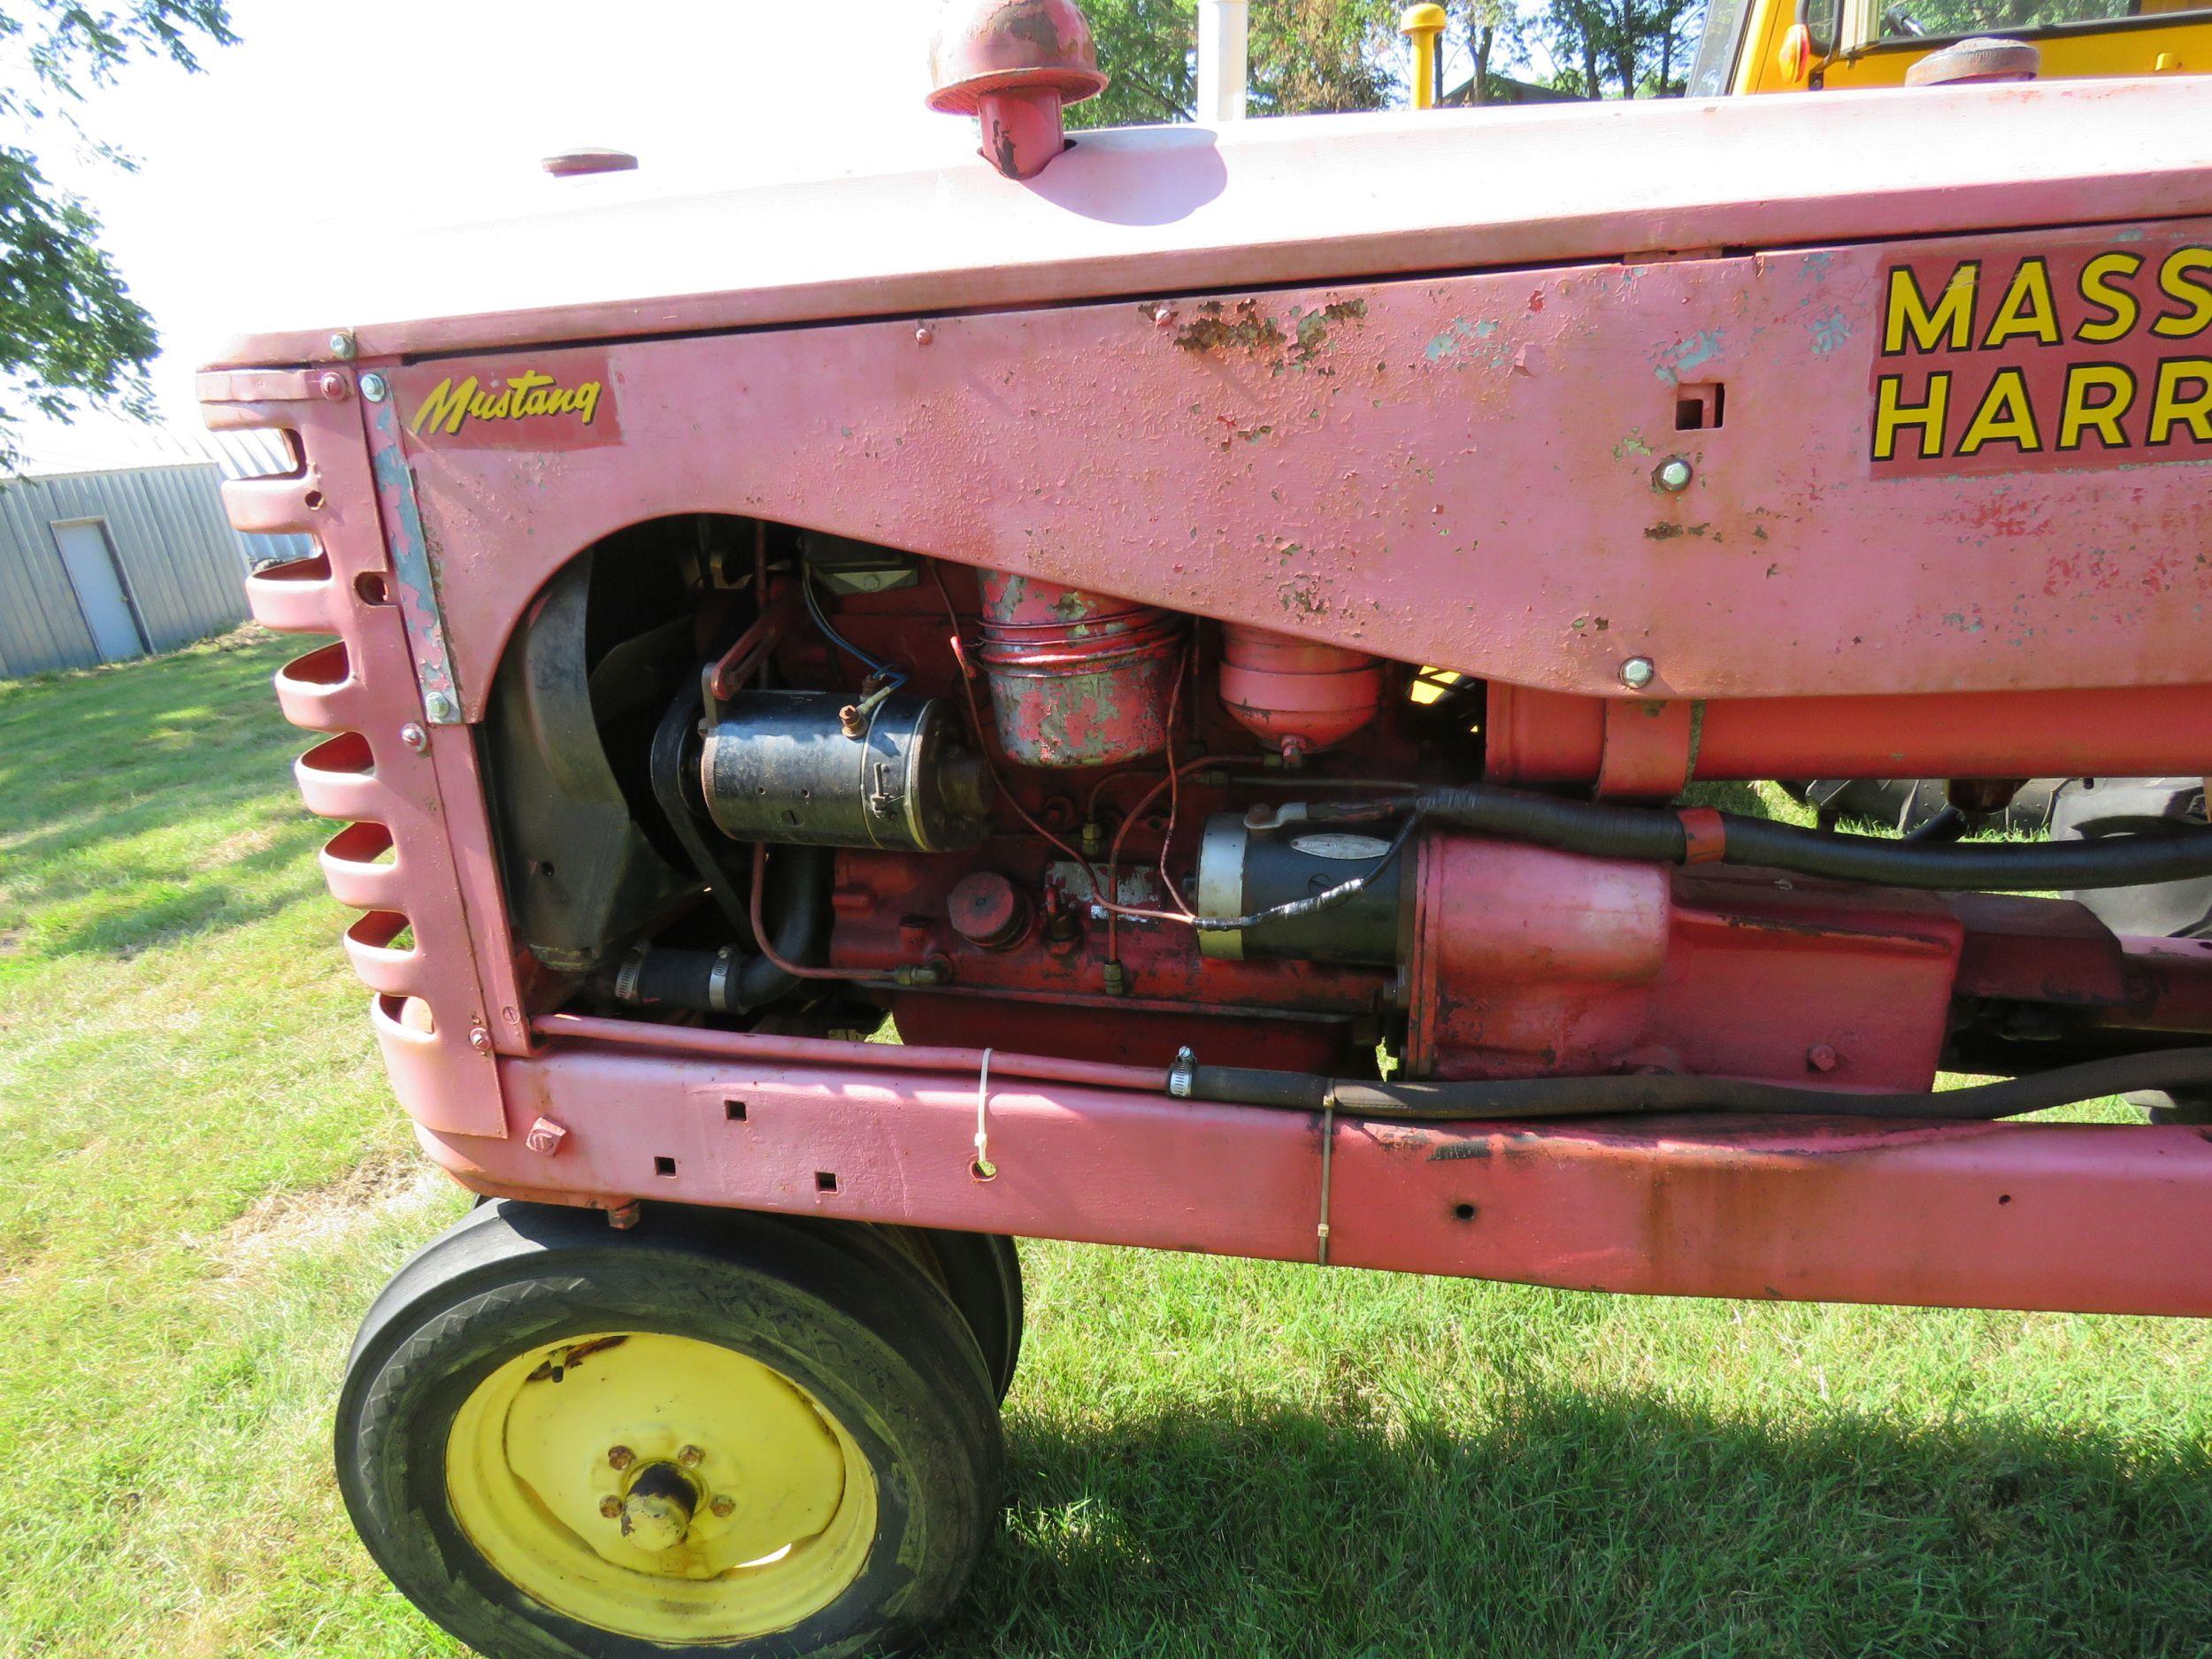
[1869,241,2212,479]
[396,355,620,451]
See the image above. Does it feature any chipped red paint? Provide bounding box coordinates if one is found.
[972,572,1184,767]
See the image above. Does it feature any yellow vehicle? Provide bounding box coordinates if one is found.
[1687,0,2208,94]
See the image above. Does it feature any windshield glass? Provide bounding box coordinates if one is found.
[1877,0,2206,41]
[1686,0,1754,94]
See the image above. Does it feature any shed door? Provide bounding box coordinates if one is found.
[52,519,145,662]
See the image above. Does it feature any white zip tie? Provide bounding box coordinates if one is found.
[972,1048,998,1180]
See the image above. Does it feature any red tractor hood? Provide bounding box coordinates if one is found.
[213,78,2212,368]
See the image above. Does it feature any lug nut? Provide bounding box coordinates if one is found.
[710,1495,736,1518]
[678,1444,704,1467]
[607,1445,635,1471]
[599,1495,623,1518]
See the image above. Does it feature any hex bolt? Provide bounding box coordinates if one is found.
[318,371,352,403]
[1807,1043,1840,1073]
[328,331,357,360]
[710,1495,736,1519]
[423,690,457,723]
[1102,960,1129,997]
[398,722,429,754]
[607,1446,636,1471]
[678,1444,705,1468]
[599,1495,623,1519]
[1654,457,1694,493]
[359,371,389,403]
[1620,657,1657,691]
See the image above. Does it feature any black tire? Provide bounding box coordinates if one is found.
[2053,777,2212,940]
[911,1231,1023,1403]
[336,1200,1002,1659]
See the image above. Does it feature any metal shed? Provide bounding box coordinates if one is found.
[0,419,307,680]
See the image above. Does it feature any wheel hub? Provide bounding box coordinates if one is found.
[445,1331,879,1641]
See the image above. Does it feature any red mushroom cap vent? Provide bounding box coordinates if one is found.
[928,0,1109,180]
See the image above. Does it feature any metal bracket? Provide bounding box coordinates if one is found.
[363,396,463,723]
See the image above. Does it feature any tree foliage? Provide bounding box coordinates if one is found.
[1538,0,1703,96]
[1071,0,1406,127]
[0,2,234,470]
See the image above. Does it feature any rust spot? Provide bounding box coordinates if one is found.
[1174,298,1287,357]
[1644,522,1711,541]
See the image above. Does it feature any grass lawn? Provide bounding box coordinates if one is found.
[2,630,2208,1657]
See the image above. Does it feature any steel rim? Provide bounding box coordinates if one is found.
[445,1330,877,1643]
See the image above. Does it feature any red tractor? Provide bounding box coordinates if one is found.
[203,4,2212,1653]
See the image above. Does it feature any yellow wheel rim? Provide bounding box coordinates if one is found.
[446,1332,878,1643]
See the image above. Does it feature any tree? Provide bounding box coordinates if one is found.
[1069,0,1406,127]
[0,2,234,472]
[1538,0,1702,96]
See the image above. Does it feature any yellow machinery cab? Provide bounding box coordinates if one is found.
[1690,0,2208,94]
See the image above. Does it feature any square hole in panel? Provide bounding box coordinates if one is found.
[1675,382,1726,431]
[724,1100,749,1122]
[654,1156,677,1178]
[815,1171,839,1194]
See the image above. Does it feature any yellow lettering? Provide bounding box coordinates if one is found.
[2077,251,2143,344]
[1957,369,2042,456]
[1872,373,1950,462]
[2152,249,2212,340]
[2147,357,2212,444]
[1982,259,2061,348]
[1884,263,1978,355]
[405,368,605,436]
[2057,364,2135,449]
[408,375,477,437]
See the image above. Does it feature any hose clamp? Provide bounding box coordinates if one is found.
[1167,1045,1196,1100]
[613,945,648,1004]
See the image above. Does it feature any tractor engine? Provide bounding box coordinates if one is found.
[480,520,2195,1098]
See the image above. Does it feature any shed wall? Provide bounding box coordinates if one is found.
[0,462,287,678]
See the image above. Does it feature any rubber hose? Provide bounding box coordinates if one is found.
[1187,1047,2212,1122]
[1414,784,2212,892]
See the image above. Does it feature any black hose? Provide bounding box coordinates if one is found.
[1413,783,2212,892]
[611,850,830,1015]
[1184,1048,2212,1122]
[649,683,756,942]
[1905,804,1970,844]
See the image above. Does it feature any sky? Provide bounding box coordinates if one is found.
[17,0,984,465]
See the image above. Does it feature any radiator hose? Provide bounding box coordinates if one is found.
[1178,1047,2212,1123]
[1409,784,2212,892]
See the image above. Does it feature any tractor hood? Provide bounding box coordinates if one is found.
[211,77,2212,368]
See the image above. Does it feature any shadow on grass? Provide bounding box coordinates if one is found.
[941,1393,2212,1658]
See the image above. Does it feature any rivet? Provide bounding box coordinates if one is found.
[328,331,357,360]
[1620,657,1656,691]
[359,372,389,403]
[469,1025,494,1054]
[1654,457,1694,493]
[914,323,935,345]
[1153,304,1176,328]
[398,721,429,754]
[1807,1043,1839,1073]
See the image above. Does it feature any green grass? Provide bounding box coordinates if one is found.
[2,634,2208,1657]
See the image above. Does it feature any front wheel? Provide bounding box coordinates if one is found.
[336,1201,1002,1658]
